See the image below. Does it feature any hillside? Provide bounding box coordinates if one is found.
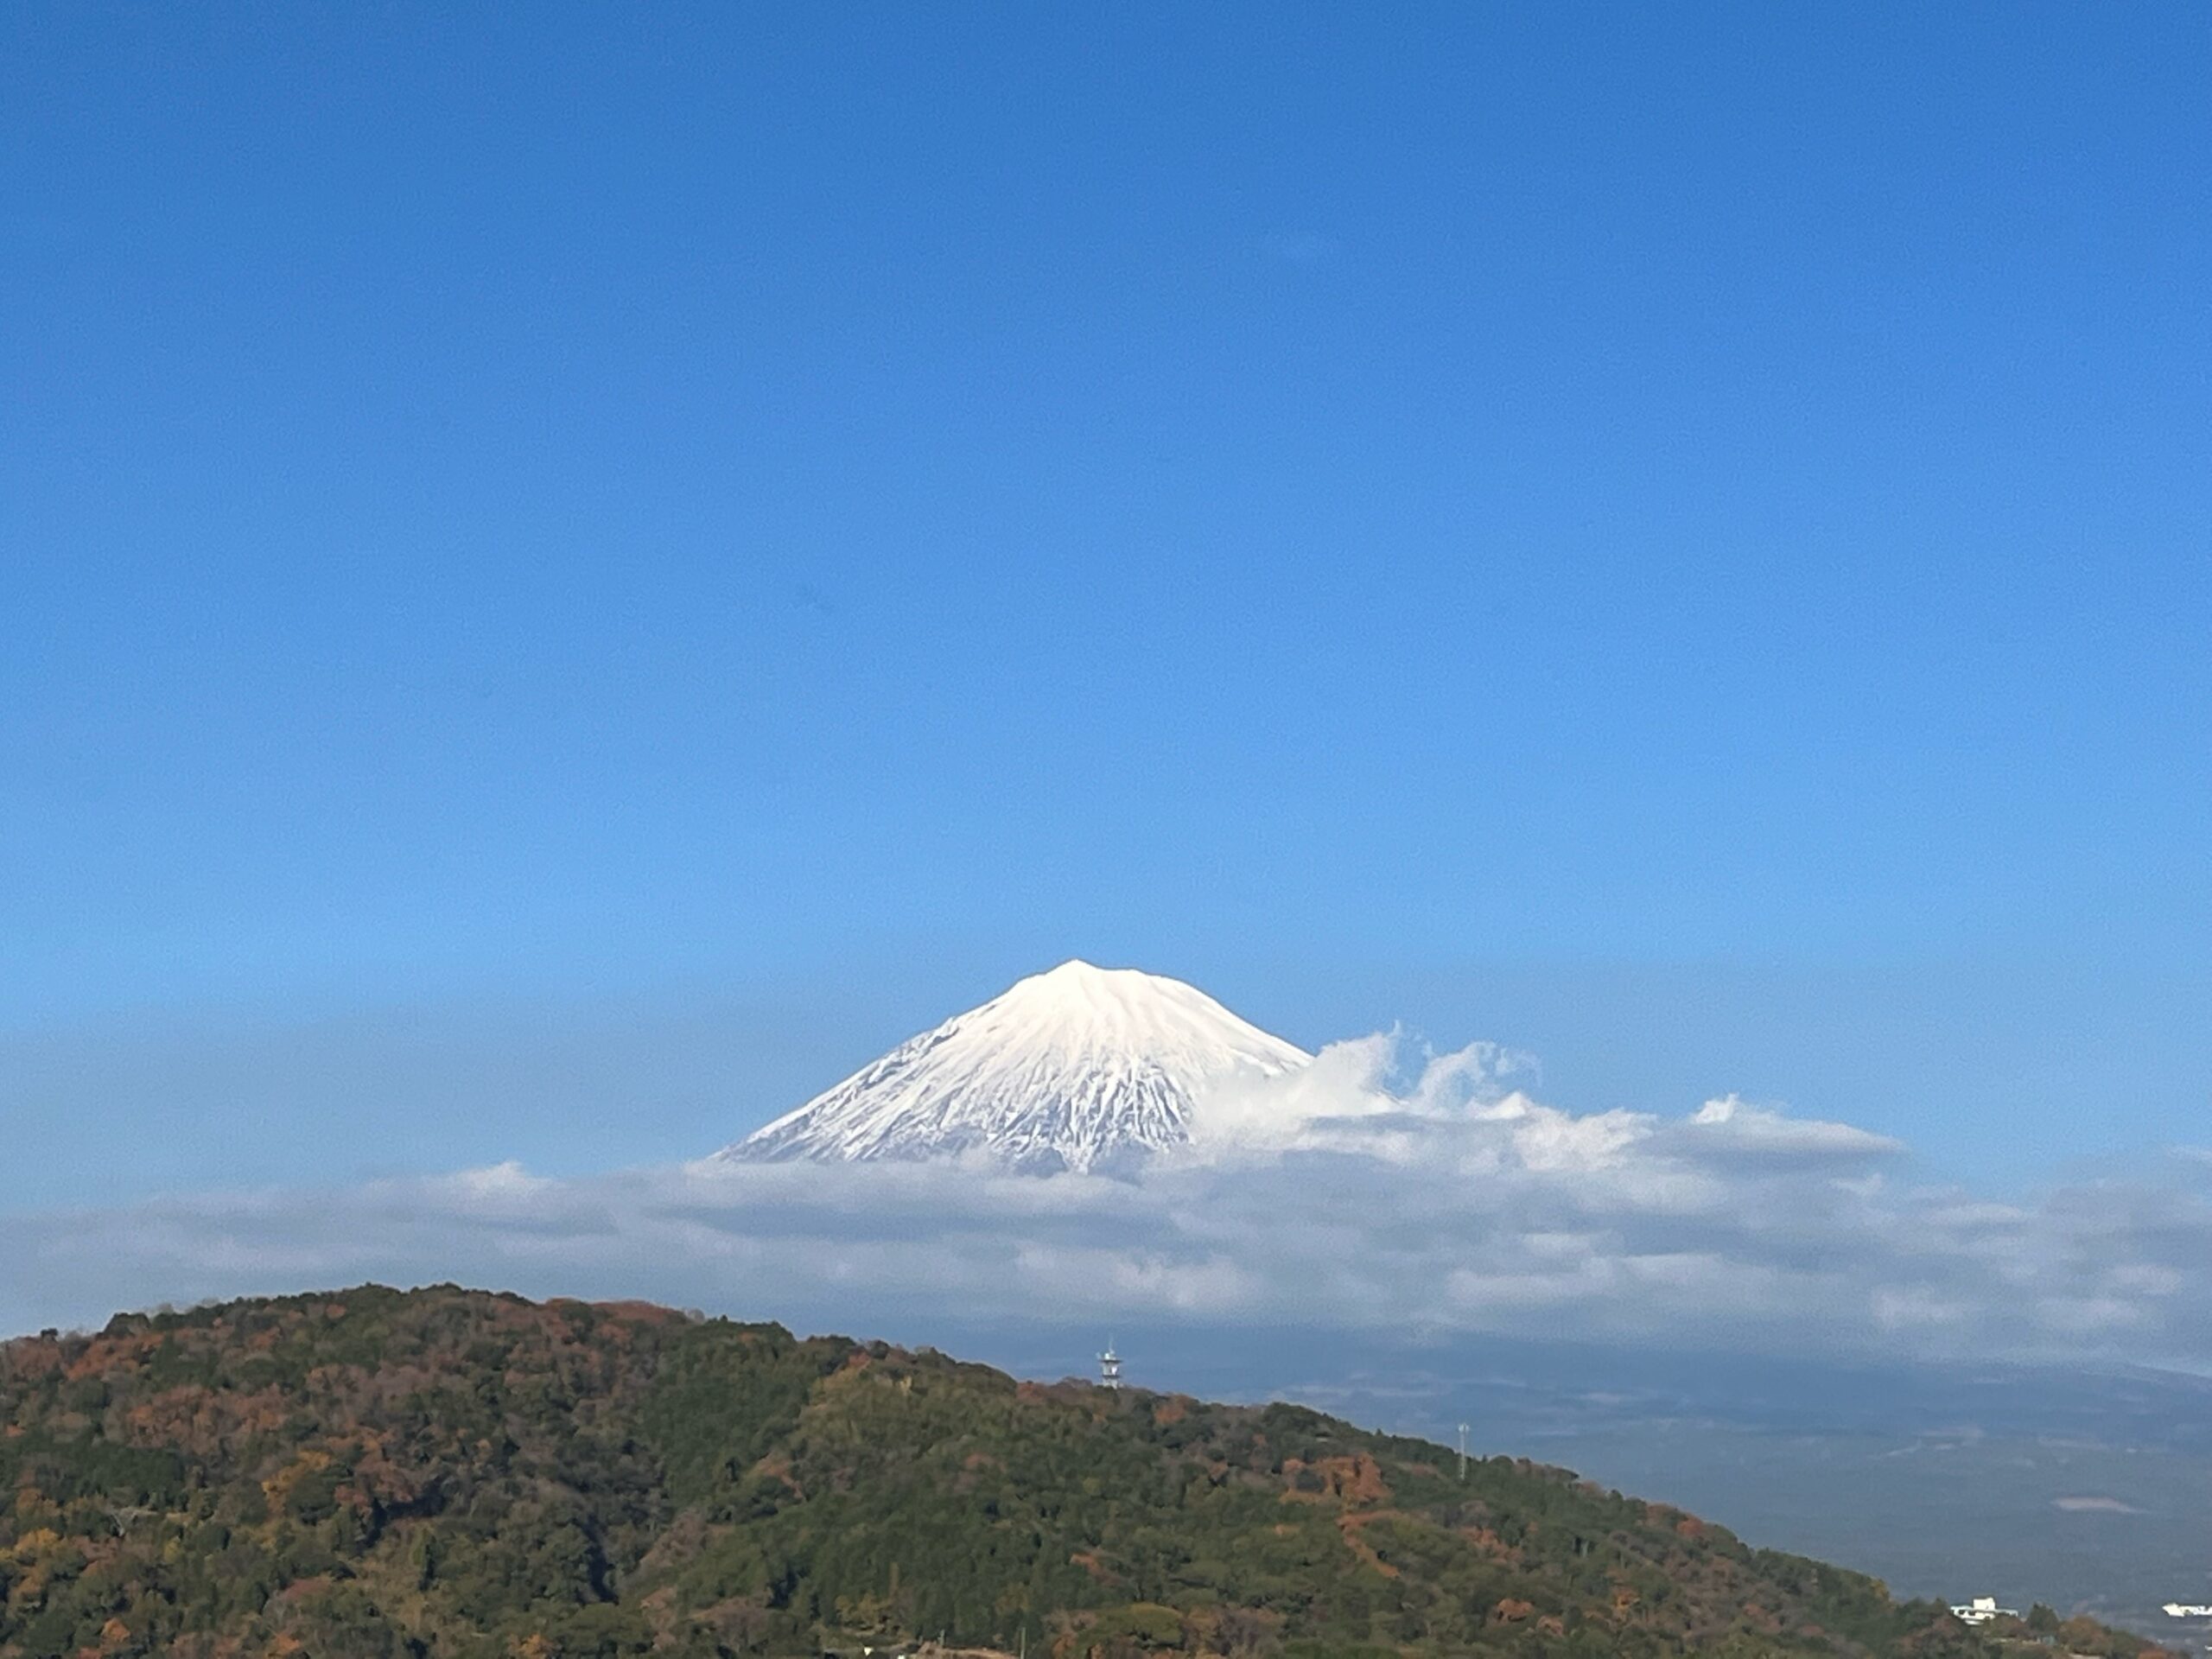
[0,1287,2166,1659]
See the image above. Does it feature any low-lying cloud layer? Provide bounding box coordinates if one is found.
[9,1033,2211,1369]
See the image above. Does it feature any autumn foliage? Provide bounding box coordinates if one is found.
[0,1287,2170,1659]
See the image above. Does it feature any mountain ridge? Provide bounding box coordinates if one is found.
[0,1284,2171,1659]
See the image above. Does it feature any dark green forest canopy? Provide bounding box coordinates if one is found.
[0,1286,2166,1659]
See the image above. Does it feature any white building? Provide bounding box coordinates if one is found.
[1948,1598,2018,1625]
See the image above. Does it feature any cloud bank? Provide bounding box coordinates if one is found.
[8,1033,2211,1369]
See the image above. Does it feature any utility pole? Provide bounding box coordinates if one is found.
[1457,1423,1469,1481]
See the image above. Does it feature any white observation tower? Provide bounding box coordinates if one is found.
[1099,1340,1122,1390]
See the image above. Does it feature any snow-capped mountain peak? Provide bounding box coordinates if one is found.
[714,960,1311,1172]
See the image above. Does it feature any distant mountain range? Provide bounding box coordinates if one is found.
[715,960,1310,1172]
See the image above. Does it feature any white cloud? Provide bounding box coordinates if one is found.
[1681,1093,1906,1161]
[6,1032,2212,1371]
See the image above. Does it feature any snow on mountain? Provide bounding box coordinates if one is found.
[714,960,1312,1173]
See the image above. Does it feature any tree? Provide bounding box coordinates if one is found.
[698,1597,772,1656]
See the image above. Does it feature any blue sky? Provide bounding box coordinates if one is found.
[3,4,2207,1223]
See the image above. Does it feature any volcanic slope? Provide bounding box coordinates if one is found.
[717,959,1311,1172]
[0,1285,2167,1659]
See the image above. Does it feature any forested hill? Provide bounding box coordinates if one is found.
[0,1287,2166,1659]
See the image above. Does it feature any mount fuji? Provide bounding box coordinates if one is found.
[713,960,1312,1173]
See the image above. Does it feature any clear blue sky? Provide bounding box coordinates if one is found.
[3,4,2206,1208]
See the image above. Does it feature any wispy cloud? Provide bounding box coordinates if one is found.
[7,1033,2209,1370]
